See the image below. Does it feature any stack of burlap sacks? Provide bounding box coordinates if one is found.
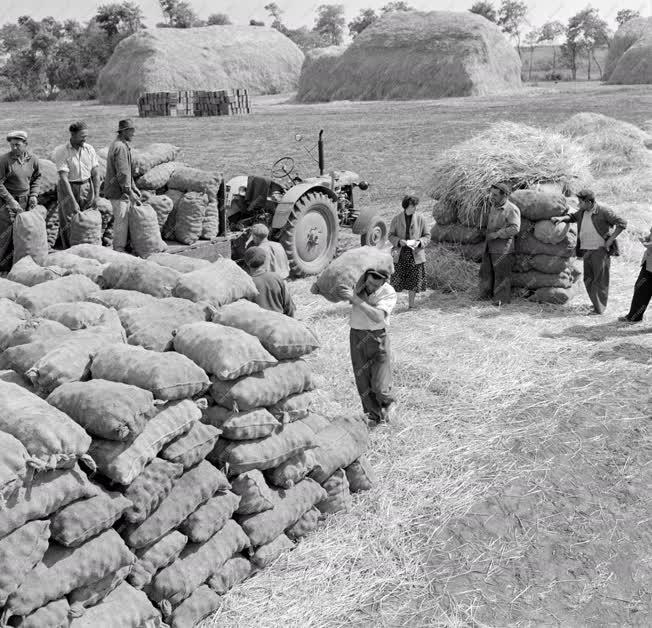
[0,248,372,627]
[431,189,581,304]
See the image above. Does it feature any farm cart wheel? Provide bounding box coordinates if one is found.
[360,216,388,248]
[280,192,339,277]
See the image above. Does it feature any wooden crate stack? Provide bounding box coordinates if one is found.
[138,90,250,118]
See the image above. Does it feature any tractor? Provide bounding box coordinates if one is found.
[226,130,388,277]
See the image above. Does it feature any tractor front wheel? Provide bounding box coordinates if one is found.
[280,192,338,277]
[360,216,388,247]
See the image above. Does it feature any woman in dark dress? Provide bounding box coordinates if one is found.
[388,195,430,308]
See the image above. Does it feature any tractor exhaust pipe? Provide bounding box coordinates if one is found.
[318,129,324,175]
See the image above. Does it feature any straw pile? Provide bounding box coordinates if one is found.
[0,250,372,626]
[605,17,652,84]
[295,10,521,103]
[97,26,305,105]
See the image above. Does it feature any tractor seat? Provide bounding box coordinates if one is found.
[245,175,272,212]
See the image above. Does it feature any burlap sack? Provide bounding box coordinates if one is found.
[50,489,132,547]
[123,459,184,524]
[173,258,258,308]
[345,457,376,492]
[10,597,70,628]
[159,422,221,470]
[174,322,277,381]
[0,431,32,503]
[166,584,221,628]
[431,200,458,226]
[533,219,572,245]
[1,336,66,375]
[178,491,240,543]
[42,201,60,251]
[168,165,221,199]
[7,256,67,287]
[89,400,201,485]
[310,246,394,303]
[66,244,131,265]
[206,556,252,594]
[0,369,31,389]
[174,192,206,245]
[238,478,327,547]
[429,223,484,244]
[519,217,535,234]
[5,529,135,617]
[137,162,177,190]
[268,390,321,424]
[0,382,92,470]
[128,530,188,589]
[202,406,281,440]
[210,359,313,411]
[0,276,28,300]
[122,460,230,549]
[91,344,210,400]
[68,582,161,628]
[309,416,369,484]
[13,211,48,265]
[0,297,30,320]
[0,520,50,606]
[16,274,99,314]
[47,380,157,441]
[100,258,180,298]
[528,285,578,305]
[67,563,132,608]
[0,318,24,354]
[39,302,108,330]
[232,469,275,515]
[148,252,210,274]
[96,200,114,249]
[202,201,219,239]
[513,254,573,275]
[317,469,352,515]
[285,506,320,540]
[149,520,249,606]
[119,298,211,352]
[510,189,568,221]
[70,209,102,246]
[0,318,70,352]
[45,252,105,283]
[0,465,97,538]
[213,300,320,360]
[87,289,159,310]
[131,143,180,177]
[267,448,317,489]
[161,191,182,241]
[143,195,174,229]
[512,270,574,290]
[128,204,167,258]
[252,534,294,568]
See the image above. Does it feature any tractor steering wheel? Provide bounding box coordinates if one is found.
[271,156,295,180]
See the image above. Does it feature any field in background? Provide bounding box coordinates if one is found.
[520,45,609,82]
[4,84,650,626]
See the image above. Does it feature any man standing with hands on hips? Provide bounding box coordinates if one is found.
[104,119,141,252]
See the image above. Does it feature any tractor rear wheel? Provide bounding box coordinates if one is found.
[279,192,338,277]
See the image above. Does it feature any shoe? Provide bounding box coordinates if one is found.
[378,403,396,424]
[586,309,603,316]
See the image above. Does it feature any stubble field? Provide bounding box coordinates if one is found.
[4,83,651,627]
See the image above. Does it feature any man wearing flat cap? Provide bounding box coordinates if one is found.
[244,246,296,317]
[479,182,521,305]
[551,189,627,314]
[104,119,141,252]
[0,130,41,268]
[52,121,100,248]
[341,267,397,425]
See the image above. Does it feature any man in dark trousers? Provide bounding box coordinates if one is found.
[478,182,521,305]
[341,268,397,425]
[619,226,652,324]
[551,189,627,314]
[244,246,296,317]
[0,130,41,269]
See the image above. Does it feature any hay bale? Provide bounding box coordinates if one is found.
[425,121,592,227]
[605,17,652,84]
[424,243,479,293]
[296,11,521,102]
[97,25,304,104]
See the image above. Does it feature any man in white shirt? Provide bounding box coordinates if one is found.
[52,121,100,248]
[248,223,290,279]
[342,268,397,425]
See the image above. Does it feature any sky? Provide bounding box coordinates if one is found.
[1,0,650,32]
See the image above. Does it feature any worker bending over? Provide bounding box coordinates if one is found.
[244,246,296,317]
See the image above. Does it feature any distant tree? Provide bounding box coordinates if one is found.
[207,13,232,26]
[95,2,145,37]
[575,8,610,80]
[615,9,641,27]
[249,19,265,27]
[497,0,528,56]
[159,0,200,28]
[265,3,288,34]
[349,8,378,37]
[380,1,413,12]
[469,1,497,23]
[537,20,565,73]
[313,4,346,46]
[523,29,540,80]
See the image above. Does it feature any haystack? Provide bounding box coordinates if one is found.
[295,46,346,103]
[295,11,521,103]
[605,17,652,84]
[97,26,305,105]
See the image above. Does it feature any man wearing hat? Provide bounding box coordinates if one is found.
[0,130,41,268]
[104,119,141,252]
[52,121,100,248]
[341,267,397,425]
[247,223,290,279]
[244,245,296,316]
[551,189,627,314]
[478,182,521,305]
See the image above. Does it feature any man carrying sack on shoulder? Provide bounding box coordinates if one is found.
[551,189,627,315]
[104,119,141,252]
[341,268,397,426]
[0,130,41,269]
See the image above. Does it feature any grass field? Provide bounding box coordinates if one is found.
[5,83,651,626]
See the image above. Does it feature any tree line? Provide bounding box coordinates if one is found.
[0,1,643,100]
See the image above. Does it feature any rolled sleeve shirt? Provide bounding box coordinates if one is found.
[487,199,521,239]
[52,142,99,182]
[349,281,397,330]
[0,151,41,204]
